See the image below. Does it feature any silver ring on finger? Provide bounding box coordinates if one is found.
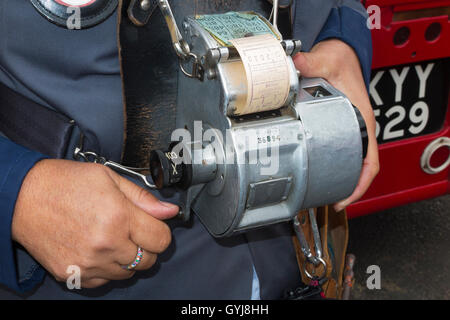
[122,246,144,270]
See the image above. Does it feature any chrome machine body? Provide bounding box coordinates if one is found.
[147,2,367,237]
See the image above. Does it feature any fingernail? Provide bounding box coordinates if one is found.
[159,201,178,209]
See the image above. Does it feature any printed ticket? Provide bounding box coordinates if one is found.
[230,34,290,115]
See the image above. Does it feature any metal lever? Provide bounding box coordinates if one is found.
[156,0,190,60]
[293,209,327,280]
[73,133,156,189]
[308,208,323,259]
[269,0,281,36]
[293,213,320,266]
[102,160,157,189]
[155,0,203,79]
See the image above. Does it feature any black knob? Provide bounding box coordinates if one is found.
[149,146,193,189]
[150,149,183,189]
[353,105,368,159]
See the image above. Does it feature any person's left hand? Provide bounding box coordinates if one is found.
[293,39,379,212]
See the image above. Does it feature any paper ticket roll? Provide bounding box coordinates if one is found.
[229,34,290,115]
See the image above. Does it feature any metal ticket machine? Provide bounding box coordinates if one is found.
[138,0,368,238]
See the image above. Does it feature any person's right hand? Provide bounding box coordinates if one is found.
[12,159,179,288]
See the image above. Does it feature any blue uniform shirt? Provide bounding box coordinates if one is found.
[0,0,371,298]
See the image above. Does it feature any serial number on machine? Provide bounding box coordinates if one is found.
[180,304,270,318]
[257,128,281,145]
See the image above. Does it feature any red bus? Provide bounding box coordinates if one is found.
[347,0,450,218]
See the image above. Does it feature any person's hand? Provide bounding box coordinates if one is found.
[12,159,179,288]
[293,39,379,212]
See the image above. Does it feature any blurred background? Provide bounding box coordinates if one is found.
[348,194,450,300]
[342,1,449,300]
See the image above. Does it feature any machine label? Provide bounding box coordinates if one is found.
[257,127,281,145]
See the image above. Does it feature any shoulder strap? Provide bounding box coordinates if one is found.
[0,82,75,158]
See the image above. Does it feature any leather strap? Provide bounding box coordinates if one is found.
[0,82,75,158]
[127,0,159,26]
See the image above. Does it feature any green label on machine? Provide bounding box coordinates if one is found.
[195,12,278,46]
